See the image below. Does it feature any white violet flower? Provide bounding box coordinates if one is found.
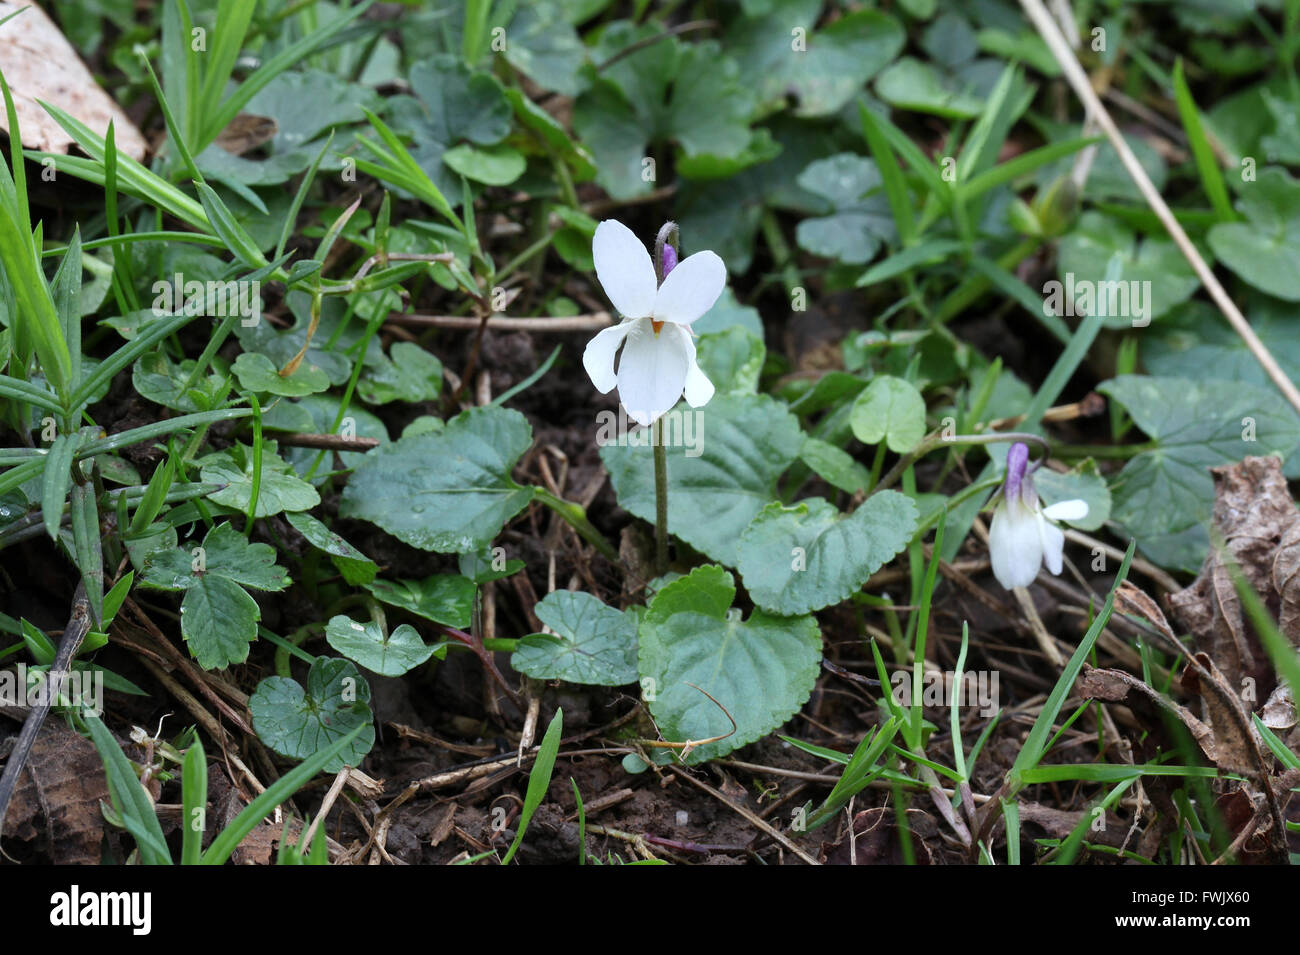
[988,442,1089,589]
[583,219,724,426]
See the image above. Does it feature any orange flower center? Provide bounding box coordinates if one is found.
[650,319,665,335]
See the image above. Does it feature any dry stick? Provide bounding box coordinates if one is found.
[0,584,91,836]
[274,432,380,452]
[1020,0,1300,416]
[667,765,821,866]
[1063,529,1181,593]
[301,767,351,850]
[388,312,612,332]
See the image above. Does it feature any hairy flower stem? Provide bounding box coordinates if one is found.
[652,418,670,575]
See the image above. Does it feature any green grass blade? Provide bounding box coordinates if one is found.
[201,724,366,865]
[1005,541,1135,794]
[85,714,173,864]
[1171,59,1234,223]
[501,708,563,864]
[181,736,208,865]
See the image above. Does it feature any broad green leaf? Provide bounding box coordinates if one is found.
[1056,212,1200,326]
[1100,375,1300,571]
[875,57,984,119]
[638,565,822,764]
[325,615,434,677]
[850,375,926,452]
[233,351,330,397]
[364,574,476,629]
[737,492,917,615]
[600,394,805,567]
[340,405,535,553]
[249,658,375,772]
[1207,166,1300,301]
[513,590,639,686]
[442,143,526,186]
[199,444,321,517]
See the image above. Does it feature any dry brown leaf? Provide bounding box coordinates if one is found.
[1,712,108,863]
[0,2,147,162]
[1168,456,1300,693]
[1078,666,1215,763]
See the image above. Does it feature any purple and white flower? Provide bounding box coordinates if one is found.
[988,442,1089,589]
[582,220,723,426]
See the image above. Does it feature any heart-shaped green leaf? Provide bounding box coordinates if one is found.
[737,492,918,615]
[600,394,805,567]
[249,658,375,772]
[850,375,927,452]
[638,565,822,764]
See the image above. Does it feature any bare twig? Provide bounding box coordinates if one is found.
[388,312,612,332]
[1020,0,1300,416]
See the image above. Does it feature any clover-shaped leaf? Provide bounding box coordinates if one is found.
[140,522,289,669]
[638,565,822,764]
[233,351,330,397]
[249,658,375,772]
[794,154,895,264]
[357,341,443,406]
[341,406,535,554]
[850,375,927,453]
[325,615,434,677]
[513,591,639,686]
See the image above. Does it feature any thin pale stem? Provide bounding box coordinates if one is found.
[653,418,669,575]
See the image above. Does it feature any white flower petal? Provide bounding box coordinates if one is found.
[652,250,726,326]
[617,318,689,426]
[593,220,657,319]
[1041,498,1089,523]
[674,325,715,407]
[989,498,1043,589]
[1037,511,1066,575]
[582,321,633,394]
